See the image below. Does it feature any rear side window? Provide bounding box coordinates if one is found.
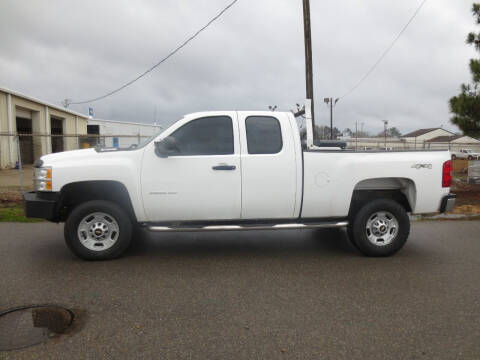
[245,116,282,154]
[171,116,234,155]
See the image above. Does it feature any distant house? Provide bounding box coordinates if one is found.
[425,135,480,151]
[401,128,454,142]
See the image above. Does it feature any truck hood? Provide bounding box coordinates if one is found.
[40,148,99,165]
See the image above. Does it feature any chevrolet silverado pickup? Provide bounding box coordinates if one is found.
[23,101,455,260]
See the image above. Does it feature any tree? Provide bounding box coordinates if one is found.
[389,127,402,137]
[376,127,402,138]
[343,128,353,137]
[299,125,342,140]
[449,3,480,138]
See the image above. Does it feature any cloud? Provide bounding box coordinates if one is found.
[0,0,476,134]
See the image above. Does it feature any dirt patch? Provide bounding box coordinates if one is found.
[0,191,23,205]
[0,166,34,190]
[451,182,480,209]
[455,192,480,207]
[452,181,480,192]
[450,204,480,215]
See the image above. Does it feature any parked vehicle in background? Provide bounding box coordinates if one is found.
[23,101,455,260]
[380,147,393,151]
[451,149,480,160]
[468,161,480,184]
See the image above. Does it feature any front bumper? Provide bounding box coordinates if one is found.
[23,191,60,220]
[439,194,456,213]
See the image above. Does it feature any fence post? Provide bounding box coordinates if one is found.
[16,135,24,193]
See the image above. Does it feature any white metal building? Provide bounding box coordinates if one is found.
[0,87,89,169]
[86,119,162,148]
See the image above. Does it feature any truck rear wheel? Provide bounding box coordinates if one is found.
[64,200,132,260]
[348,199,410,257]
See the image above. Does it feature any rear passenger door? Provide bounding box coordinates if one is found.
[238,112,300,219]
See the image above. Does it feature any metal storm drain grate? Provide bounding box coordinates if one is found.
[0,305,74,351]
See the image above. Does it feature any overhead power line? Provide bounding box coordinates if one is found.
[69,0,239,105]
[339,0,428,99]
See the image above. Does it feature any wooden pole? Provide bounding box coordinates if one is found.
[302,0,315,140]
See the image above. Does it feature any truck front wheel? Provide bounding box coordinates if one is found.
[64,200,132,260]
[348,199,410,257]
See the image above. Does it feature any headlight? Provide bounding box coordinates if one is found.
[34,166,52,191]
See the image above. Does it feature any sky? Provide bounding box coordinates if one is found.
[0,0,477,135]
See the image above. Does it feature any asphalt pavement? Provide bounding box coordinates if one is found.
[1,221,480,359]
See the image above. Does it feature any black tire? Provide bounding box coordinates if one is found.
[64,200,133,260]
[451,155,456,160]
[348,199,410,257]
[468,155,474,161]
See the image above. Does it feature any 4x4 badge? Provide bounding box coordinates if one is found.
[411,164,432,169]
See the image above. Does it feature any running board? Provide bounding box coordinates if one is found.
[147,221,348,233]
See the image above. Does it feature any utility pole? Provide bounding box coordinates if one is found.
[324,97,339,139]
[355,121,358,151]
[62,99,71,108]
[382,120,389,148]
[302,0,315,139]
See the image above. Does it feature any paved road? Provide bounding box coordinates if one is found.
[1,221,480,359]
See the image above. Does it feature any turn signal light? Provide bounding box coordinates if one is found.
[442,160,452,188]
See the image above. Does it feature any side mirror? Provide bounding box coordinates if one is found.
[154,136,180,158]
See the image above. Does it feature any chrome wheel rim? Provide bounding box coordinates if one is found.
[365,211,398,246]
[77,212,119,251]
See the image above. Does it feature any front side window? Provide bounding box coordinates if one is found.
[170,116,234,156]
[245,116,282,154]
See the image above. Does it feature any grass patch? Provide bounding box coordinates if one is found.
[0,205,44,222]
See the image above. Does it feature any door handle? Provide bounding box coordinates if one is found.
[212,165,236,171]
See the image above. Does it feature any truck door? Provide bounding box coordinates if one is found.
[238,112,301,219]
[140,113,241,222]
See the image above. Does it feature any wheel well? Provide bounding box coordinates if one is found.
[57,181,136,222]
[348,189,412,219]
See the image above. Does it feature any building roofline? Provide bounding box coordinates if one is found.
[89,118,162,128]
[426,135,461,143]
[0,85,88,118]
[401,127,455,138]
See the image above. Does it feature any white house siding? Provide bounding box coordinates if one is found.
[427,136,480,152]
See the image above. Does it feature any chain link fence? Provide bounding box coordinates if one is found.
[1,132,480,189]
[0,133,153,192]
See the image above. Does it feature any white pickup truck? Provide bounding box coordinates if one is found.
[451,149,480,160]
[23,102,455,260]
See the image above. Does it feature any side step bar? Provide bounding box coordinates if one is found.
[148,221,348,233]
